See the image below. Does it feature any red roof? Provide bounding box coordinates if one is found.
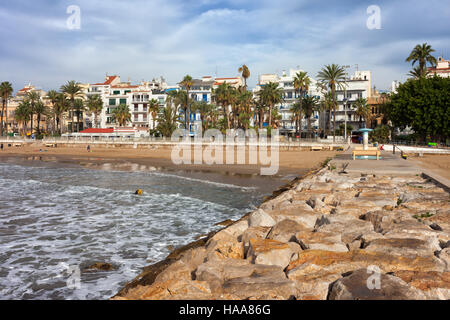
[18,87,32,92]
[92,76,118,86]
[80,128,114,134]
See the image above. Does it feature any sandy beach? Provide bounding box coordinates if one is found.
[409,154,450,180]
[0,144,338,177]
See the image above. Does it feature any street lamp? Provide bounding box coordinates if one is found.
[343,97,348,141]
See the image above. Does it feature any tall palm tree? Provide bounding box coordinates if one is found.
[86,94,103,128]
[238,65,250,89]
[0,82,13,136]
[317,64,347,142]
[236,89,254,130]
[54,93,69,134]
[34,100,48,135]
[60,80,83,133]
[406,43,437,78]
[254,99,266,129]
[157,104,179,137]
[213,83,235,130]
[192,101,213,133]
[46,90,59,135]
[179,75,193,131]
[147,98,160,130]
[26,91,41,136]
[167,90,188,129]
[302,95,319,138]
[15,100,31,137]
[258,82,283,128]
[73,99,85,131]
[290,101,302,136]
[111,104,131,127]
[354,98,370,128]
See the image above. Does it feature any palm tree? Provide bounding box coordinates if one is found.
[254,99,266,129]
[192,101,213,133]
[34,100,48,135]
[46,90,59,135]
[54,93,69,134]
[290,101,303,136]
[317,64,347,142]
[179,75,193,131]
[406,43,437,78]
[213,83,235,130]
[73,99,85,131]
[407,66,430,79]
[238,65,250,89]
[302,95,319,138]
[26,91,41,136]
[157,104,179,137]
[258,82,283,128]
[15,100,31,137]
[60,81,83,133]
[147,98,160,130]
[111,104,131,127]
[167,90,188,129]
[0,82,13,136]
[236,90,254,130]
[354,98,371,128]
[86,94,103,128]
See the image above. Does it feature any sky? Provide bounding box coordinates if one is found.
[1,0,449,93]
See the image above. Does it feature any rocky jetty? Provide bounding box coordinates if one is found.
[113,168,450,300]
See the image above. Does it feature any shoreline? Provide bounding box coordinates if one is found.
[111,153,450,300]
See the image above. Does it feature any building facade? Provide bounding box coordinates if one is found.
[428,56,450,78]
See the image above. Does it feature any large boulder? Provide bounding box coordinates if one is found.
[248,209,276,227]
[266,219,310,243]
[393,270,450,300]
[328,269,426,300]
[247,238,299,269]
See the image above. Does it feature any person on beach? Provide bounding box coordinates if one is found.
[0,143,3,151]
[87,145,91,152]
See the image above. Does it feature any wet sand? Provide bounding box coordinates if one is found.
[0,144,337,186]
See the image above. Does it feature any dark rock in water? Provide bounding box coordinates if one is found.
[84,262,116,272]
[215,219,235,227]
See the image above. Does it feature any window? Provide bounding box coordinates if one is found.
[124,90,131,94]
[287,92,292,99]
[203,94,208,102]
[113,90,120,95]
[119,99,127,105]
[109,99,116,106]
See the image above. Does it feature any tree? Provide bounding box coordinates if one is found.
[406,43,437,78]
[258,82,283,128]
[111,104,131,127]
[60,81,83,133]
[86,94,103,128]
[213,83,235,130]
[317,64,347,142]
[179,75,193,131]
[26,91,41,136]
[157,104,178,137]
[192,101,213,133]
[236,89,254,130]
[46,90,60,135]
[0,82,13,136]
[15,100,31,137]
[54,93,69,134]
[290,101,302,136]
[34,100,48,136]
[354,97,371,128]
[73,99,85,132]
[408,66,430,79]
[385,76,449,142]
[238,65,250,89]
[301,95,319,137]
[148,98,160,130]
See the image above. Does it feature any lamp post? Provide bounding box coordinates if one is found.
[343,97,348,141]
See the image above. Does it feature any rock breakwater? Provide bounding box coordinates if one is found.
[113,168,450,300]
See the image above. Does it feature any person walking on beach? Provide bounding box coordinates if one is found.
[87,145,91,152]
[0,143,3,151]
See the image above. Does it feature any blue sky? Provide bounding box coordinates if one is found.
[1,0,449,92]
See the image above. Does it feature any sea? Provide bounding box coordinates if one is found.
[0,157,289,300]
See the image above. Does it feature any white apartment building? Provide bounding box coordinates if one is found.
[428,56,450,78]
[86,75,168,129]
[253,69,323,136]
[334,70,372,131]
